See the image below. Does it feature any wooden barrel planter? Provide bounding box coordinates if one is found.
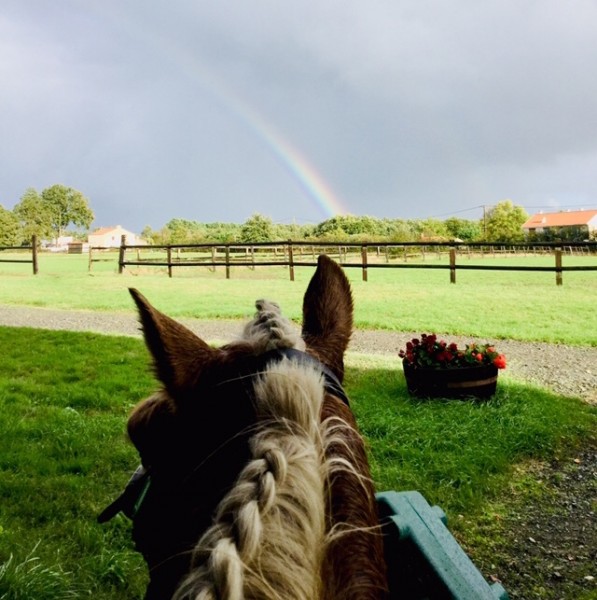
[403,361,499,399]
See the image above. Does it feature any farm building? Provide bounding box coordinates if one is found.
[88,225,144,247]
[522,209,597,241]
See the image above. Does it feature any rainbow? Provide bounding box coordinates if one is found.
[88,4,350,219]
[220,92,349,218]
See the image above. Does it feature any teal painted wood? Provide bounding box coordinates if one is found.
[377,491,509,600]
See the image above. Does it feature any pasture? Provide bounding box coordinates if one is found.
[0,253,596,598]
[1,252,596,345]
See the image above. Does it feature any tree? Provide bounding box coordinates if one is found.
[0,204,21,246]
[414,218,449,241]
[13,188,52,243]
[484,200,528,242]
[140,225,155,244]
[444,218,482,242]
[41,184,94,242]
[240,214,275,243]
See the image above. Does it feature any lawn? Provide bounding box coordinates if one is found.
[0,327,595,599]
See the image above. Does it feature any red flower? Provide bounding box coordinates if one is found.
[493,354,507,369]
[399,333,506,371]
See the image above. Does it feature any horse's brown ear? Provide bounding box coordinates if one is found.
[302,255,353,381]
[129,288,216,395]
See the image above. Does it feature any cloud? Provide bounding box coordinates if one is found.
[1,0,596,230]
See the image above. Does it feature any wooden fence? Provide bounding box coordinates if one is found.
[0,235,38,274]
[115,236,597,286]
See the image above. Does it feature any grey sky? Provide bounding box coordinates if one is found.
[2,0,597,233]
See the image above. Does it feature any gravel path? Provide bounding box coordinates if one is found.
[0,304,595,403]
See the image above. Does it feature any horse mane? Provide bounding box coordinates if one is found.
[174,302,326,600]
[174,358,327,600]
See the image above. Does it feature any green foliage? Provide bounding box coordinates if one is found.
[13,188,53,243]
[240,213,275,242]
[41,184,94,241]
[13,185,94,244]
[412,218,449,240]
[0,204,21,246]
[484,200,528,242]
[444,217,482,241]
[528,224,592,243]
[150,219,242,244]
[312,215,387,240]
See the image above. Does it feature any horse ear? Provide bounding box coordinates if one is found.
[302,255,353,381]
[129,288,216,395]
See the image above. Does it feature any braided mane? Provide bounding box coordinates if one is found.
[175,359,327,600]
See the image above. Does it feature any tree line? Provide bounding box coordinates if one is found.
[141,201,533,245]
[4,185,580,247]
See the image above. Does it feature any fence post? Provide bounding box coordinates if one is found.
[88,245,93,272]
[361,245,368,281]
[288,240,295,281]
[167,246,173,278]
[32,235,39,275]
[118,235,126,274]
[449,248,456,284]
[225,245,230,279]
[555,248,563,286]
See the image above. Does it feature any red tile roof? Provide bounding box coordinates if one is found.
[522,209,597,229]
[90,226,120,236]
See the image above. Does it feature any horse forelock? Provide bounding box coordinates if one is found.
[240,299,306,353]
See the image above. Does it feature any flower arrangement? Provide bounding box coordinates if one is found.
[399,333,507,370]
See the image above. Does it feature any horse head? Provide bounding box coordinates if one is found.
[105,255,387,599]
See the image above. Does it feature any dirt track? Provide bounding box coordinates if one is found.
[0,304,595,403]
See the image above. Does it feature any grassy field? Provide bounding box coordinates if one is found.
[1,252,597,345]
[0,326,595,599]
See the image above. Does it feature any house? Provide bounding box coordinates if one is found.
[522,209,597,241]
[88,225,144,247]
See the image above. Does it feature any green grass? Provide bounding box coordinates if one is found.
[0,327,595,598]
[346,354,595,511]
[1,253,597,345]
[0,328,150,599]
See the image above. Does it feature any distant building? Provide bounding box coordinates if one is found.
[88,225,144,247]
[522,209,597,241]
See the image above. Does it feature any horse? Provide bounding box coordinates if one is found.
[100,255,388,599]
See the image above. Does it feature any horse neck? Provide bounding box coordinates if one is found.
[174,359,328,600]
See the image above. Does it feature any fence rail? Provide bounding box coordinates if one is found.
[115,237,597,286]
[0,236,38,274]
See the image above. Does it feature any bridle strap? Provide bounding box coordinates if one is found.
[261,347,350,407]
[97,465,151,523]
